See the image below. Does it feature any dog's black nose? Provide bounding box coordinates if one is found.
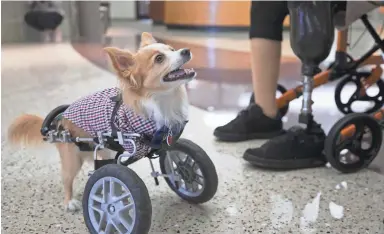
[181,48,191,57]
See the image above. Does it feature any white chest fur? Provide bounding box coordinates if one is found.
[141,87,189,129]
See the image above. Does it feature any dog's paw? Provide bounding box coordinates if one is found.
[64,199,82,212]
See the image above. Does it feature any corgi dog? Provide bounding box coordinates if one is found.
[7,32,196,211]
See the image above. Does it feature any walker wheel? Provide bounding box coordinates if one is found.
[334,72,384,115]
[83,164,152,234]
[325,113,383,173]
[249,84,289,117]
[159,138,218,204]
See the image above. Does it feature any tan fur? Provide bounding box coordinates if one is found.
[60,118,92,138]
[7,32,193,212]
[7,115,104,210]
[8,115,92,146]
[140,32,157,48]
[104,33,188,118]
[8,114,45,146]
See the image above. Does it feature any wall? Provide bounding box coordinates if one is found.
[1,1,30,43]
[109,1,136,20]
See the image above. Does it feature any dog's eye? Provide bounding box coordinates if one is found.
[155,54,165,63]
[170,48,175,51]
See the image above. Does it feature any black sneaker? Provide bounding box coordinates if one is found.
[243,126,327,169]
[213,104,285,142]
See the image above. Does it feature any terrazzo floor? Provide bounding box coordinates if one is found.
[1,41,384,234]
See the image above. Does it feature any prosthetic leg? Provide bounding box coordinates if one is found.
[288,1,334,131]
[243,2,335,169]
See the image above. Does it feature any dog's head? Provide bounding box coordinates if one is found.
[104,32,196,93]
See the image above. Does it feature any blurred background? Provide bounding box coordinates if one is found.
[2,1,384,127]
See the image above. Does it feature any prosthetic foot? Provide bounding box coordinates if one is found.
[244,2,335,169]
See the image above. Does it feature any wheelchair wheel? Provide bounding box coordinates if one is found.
[249,84,289,117]
[324,113,383,173]
[83,164,152,234]
[159,138,218,204]
[40,104,70,136]
[334,72,384,115]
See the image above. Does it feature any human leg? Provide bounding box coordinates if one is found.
[213,1,288,142]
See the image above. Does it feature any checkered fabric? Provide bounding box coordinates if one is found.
[63,87,157,158]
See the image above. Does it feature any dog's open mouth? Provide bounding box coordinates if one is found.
[163,68,196,82]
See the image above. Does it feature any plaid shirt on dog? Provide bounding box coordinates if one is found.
[63,87,157,158]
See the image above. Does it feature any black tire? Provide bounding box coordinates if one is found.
[83,164,152,234]
[159,138,218,204]
[249,84,289,117]
[41,104,70,136]
[324,113,383,173]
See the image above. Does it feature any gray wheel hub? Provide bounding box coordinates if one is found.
[88,177,136,234]
[164,151,206,197]
[177,162,195,183]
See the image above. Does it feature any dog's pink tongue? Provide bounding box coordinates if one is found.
[173,69,185,76]
[166,68,195,80]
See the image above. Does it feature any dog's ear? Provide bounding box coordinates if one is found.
[140,32,157,48]
[104,47,140,89]
[104,47,135,72]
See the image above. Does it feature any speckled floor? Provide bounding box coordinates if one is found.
[2,41,384,234]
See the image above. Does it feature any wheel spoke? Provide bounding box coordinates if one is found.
[110,218,124,234]
[195,173,204,180]
[90,194,104,204]
[90,204,103,214]
[191,181,199,192]
[194,176,204,186]
[336,137,352,153]
[109,178,115,198]
[102,178,110,203]
[354,122,366,137]
[176,153,184,163]
[185,182,193,191]
[118,212,134,232]
[105,220,114,233]
[169,151,182,164]
[97,211,107,232]
[119,203,135,213]
[185,155,193,166]
[346,90,358,106]
[191,161,196,170]
[112,192,131,203]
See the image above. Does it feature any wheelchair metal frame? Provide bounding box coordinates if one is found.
[41,110,183,187]
[275,14,384,112]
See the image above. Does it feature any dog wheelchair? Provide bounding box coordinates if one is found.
[40,105,218,234]
[249,2,384,173]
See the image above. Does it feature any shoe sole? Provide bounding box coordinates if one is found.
[214,129,286,142]
[243,151,326,170]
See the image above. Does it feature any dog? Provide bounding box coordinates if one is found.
[7,32,196,211]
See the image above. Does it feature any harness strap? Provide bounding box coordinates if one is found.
[109,94,189,152]
[110,94,123,137]
[102,94,125,153]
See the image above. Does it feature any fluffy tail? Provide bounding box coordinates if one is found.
[8,114,45,147]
